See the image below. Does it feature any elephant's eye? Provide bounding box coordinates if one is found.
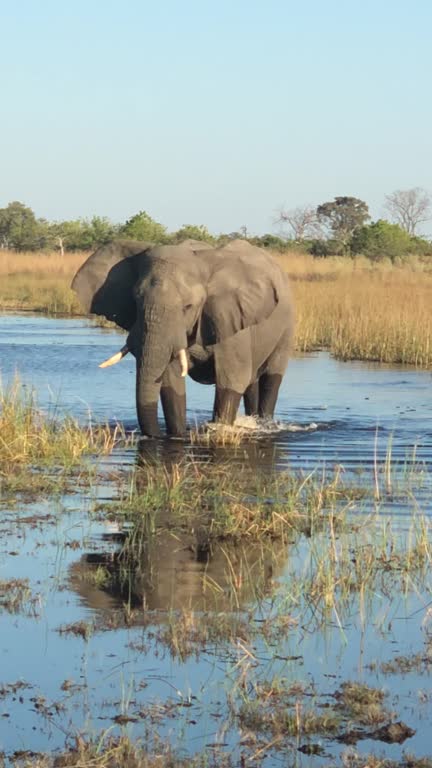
[183,304,193,312]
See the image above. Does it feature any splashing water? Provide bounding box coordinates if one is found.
[206,415,319,436]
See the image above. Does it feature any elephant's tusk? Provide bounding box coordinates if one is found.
[178,348,188,377]
[99,345,129,368]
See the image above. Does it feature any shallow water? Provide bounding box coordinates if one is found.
[2,313,432,481]
[1,313,432,764]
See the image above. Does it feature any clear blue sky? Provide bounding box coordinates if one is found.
[1,0,431,235]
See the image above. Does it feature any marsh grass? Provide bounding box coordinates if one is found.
[235,677,390,741]
[102,459,362,542]
[13,736,235,767]
[0,250,85,313]
[157,609,252,660]
[9,736,432,768]
[337,756,432,768]
[0,578,33,614]
[333,682,387,725]
[57,621,94,640]
[131,513,432,652]
[297,509,432,627]
[93,454,432,639]
[288,256,432,366]
[0,378,128,497]
[369,639,432,675]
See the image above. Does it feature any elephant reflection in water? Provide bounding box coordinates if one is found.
[70,533,288,617]
[136,429,286,475]
[70,444,288,617]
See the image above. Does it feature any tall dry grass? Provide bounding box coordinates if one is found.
[0,249,87,313]
[278,250,432,366]
[0,377,124,474]
[1,247,432,367]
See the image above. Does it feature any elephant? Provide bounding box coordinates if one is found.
[71,238,294,437]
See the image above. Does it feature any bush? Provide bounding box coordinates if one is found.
[171,224,215,244]
[249,234,291,252]
[120,211,168,243]
[351,219,429,262]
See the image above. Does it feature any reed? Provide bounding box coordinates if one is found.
[0,377,125,476]
[0,249,85,313]
[277,250,432,364]
[103,458,364,543]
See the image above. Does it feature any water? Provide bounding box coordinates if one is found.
[1,313,431,476]
[1,313,432,764]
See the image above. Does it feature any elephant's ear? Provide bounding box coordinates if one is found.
[71,240,152,330]
[200,242,284,345]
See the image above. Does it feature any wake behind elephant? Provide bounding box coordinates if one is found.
[71,239,294,437]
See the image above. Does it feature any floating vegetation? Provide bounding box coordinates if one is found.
[56,621,94,641]
[0,578,37,615]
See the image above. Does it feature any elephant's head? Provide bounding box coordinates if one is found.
[72,239,212,436]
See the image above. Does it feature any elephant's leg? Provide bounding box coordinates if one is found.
[160,360,186,437]
[243,380,259,416]
[213,387,242,424]
[258,373,282,418]
[258,328,291,419]
[212,331,252,424]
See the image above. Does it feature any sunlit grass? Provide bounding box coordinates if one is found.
[0,378,123,465]
[91,451,432,638]
[0,249,85,313]
[0,378,128,498]
[102,459,363,542]
[279,251,432,365]
[16,736,234,767]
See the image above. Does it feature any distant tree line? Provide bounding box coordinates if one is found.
[1,187,431,263]
[0,203,218,254]
[277,189,432,261]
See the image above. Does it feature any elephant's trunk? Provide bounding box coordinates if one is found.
[136,360,163,437]
[135,308,187,437]
[136,343,168,438]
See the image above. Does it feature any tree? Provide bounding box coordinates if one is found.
[49,220,83,254]
[249,234,291,252]
[0,201,43,250]
[277,204,322,240]
[120,211,168,243]
[316,196,370,253]
[49,217,117,253]
[351,219,417,262]
[171,224,215,244]
[384,187,432,235]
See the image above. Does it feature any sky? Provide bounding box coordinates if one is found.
[1,0,431,235]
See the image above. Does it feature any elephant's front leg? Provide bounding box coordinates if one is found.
[213,387,242,424]
[160,359,186,436]
[213,331,252,424]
